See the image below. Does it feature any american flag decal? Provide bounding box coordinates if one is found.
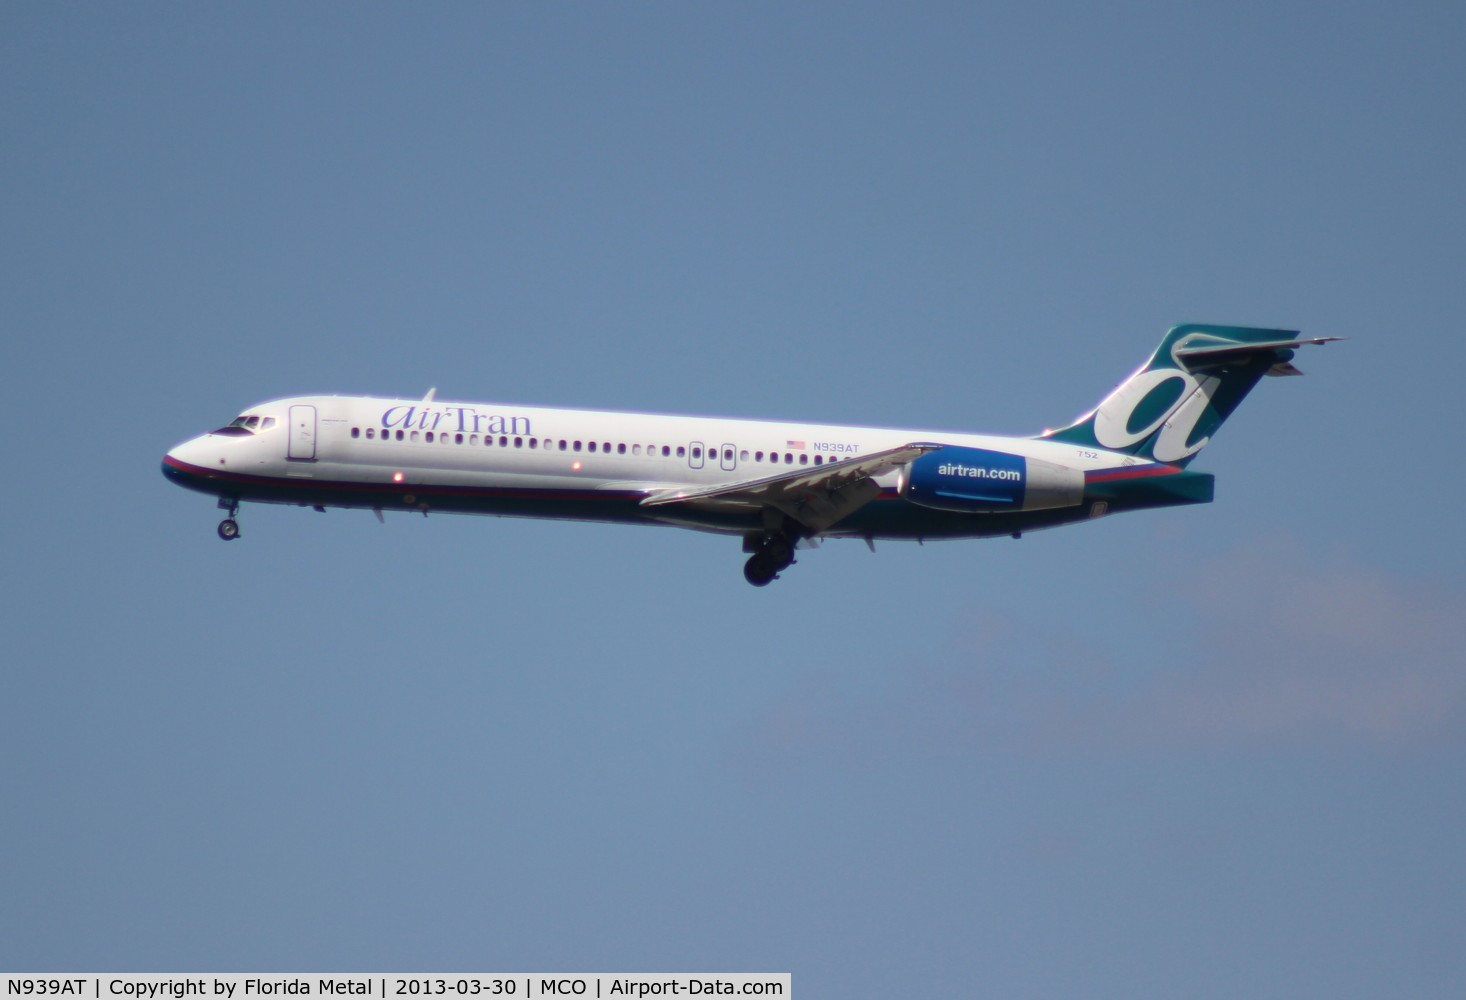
[786,439,806,450]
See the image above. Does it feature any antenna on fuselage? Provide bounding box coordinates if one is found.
[423,387,437,402]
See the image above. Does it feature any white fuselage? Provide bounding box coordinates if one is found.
[163,393,1149,541]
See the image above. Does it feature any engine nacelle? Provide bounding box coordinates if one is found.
[902,446,1084,513]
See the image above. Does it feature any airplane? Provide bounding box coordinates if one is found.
[162,324,1336,585]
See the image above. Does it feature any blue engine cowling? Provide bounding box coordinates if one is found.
[902,446,1084,513]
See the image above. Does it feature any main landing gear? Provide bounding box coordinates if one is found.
[743,529,798,587]
[217,498,241,541]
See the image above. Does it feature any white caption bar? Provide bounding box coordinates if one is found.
[4,976,789,1000]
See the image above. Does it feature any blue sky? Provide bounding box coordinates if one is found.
[4,2,1464,995]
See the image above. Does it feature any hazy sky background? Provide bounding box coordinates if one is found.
[4,2,1464,996]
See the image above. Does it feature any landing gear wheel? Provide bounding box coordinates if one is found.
[742,530,798,586]
[217,518,240,541]
[744,554,779,587]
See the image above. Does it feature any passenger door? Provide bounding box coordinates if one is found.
[288,404,317,460]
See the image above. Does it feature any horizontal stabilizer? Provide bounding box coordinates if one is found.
[1266,361,1305,377]
[1175,336,1341,373]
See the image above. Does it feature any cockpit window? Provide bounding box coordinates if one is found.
[215,413,272,436]
[214,415,254,436]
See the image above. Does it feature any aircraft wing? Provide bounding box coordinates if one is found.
[640,442,940,534]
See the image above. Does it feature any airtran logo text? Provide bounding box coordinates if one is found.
[937,463,1023,481]
[381,404,533,436]
[1092,368,1219,463]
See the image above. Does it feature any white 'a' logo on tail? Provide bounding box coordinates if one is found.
[1090,368,1221,463]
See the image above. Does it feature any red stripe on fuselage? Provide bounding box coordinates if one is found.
[1084,463,1184,484]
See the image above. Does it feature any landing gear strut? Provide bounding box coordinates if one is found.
[217,498,241,541]
[743,530,797,587]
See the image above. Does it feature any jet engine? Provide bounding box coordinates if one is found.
[902,446,1084,513]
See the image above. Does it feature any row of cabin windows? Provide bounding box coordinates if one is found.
[348,426,832,466]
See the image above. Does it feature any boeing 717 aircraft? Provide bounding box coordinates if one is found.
[162,324,1334,585]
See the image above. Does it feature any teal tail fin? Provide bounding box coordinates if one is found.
[1043,324,1337,466]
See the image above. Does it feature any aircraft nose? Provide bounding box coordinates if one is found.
[162,446,195,487]
[161,436,218,491]
[166,434,211,465]
[162,449,192,479]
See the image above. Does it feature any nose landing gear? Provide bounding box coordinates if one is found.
[217,498,241,541]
